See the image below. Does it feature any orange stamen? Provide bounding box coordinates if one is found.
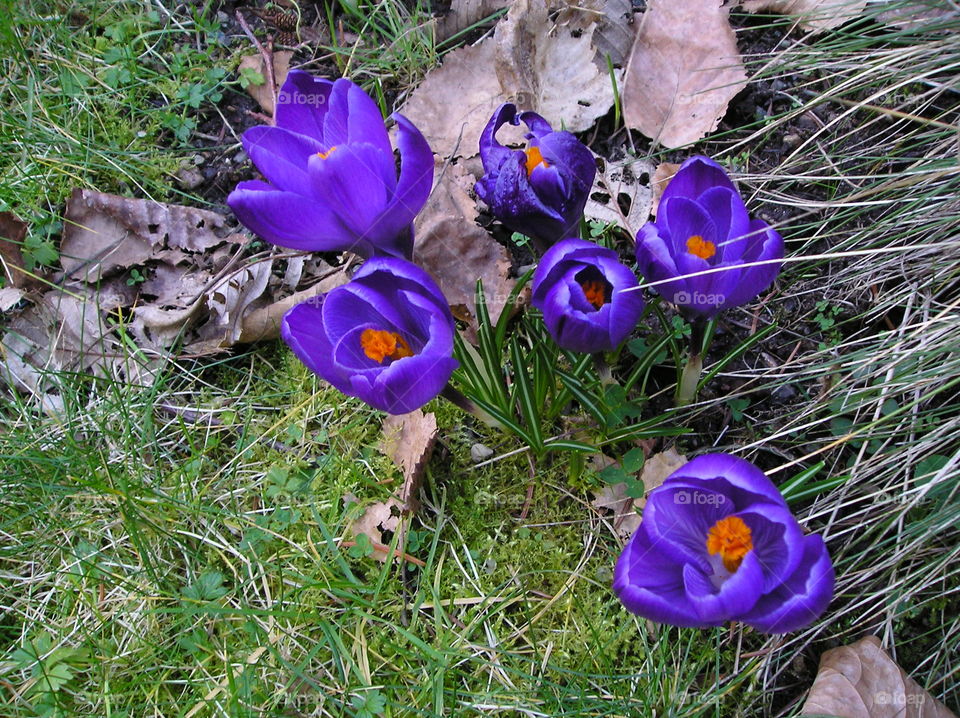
[524,146,549,176]
[581,279,607,309]
[686,234,717,260]
[360,329,414,363]
[706,515,753,573]
[316,146,338,160]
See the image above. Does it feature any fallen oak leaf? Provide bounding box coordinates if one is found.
[237,262,351,343]
[238,50,293,116]
[650,161,681,216]
[622,0,748,148]
[350,409,439,563]
[413,159,518,338]
[555,0,639,71]
[380,408,439,506]
[433,0,510,43]
[584,154,655,236]
[61,189,232,281]
[495,0,619,133]
[0,211,42,290]
[800,635,957,718]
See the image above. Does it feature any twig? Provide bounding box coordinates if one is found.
[235,10,277,118]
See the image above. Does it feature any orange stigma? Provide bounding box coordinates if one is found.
[706,516,753,572]
[524,146,549,176]
[316,146,338,159]
[360,329,414,363]
[686,235,717,260]
[581,279,607,309]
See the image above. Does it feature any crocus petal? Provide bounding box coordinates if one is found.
[642,483,735,572]
[478,103,520,173]
[476,105,594,247]
[359,113,434,255]
[322,78,392,155]
[241,125,325,194]
[532,239,644,353]
[663,454,789,509]
[309,142,393,241]
[281,299,348,392]
[282,257,457,415]
[613,453,832,633]
[722,220,784,308]
[361,350,460,415]
[737,506,805,592]
[614,526,714,628]
[683,551,764,622]
[518,110,553,137]
[660,155,738,208]
[226,182,362,254]
[636,223,690,303]
[697,186,750,260]
[633,154,784,317]
[274,70,333,142]
[536,131,596,205]
[357,257,452,315]
[658,196,718,257]
[740,534,834,634]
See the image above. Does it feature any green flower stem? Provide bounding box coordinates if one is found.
[676,318,707,407]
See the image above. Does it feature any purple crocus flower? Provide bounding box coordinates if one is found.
[476,104,596,249]
[281,257,458,415]
[228,71,433,260]
[531,238,644,353]
[613,454,834,633]
[636,156,784,319]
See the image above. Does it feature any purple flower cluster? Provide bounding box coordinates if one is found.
[614,454,834,633]
[228,70,831,635]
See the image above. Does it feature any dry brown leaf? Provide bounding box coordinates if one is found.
[351,409,439,562]
[873,1,954,30]
[61,189,230,281]
[413,159,517,335]
[381,409,439,505]
[403,0,621,160]
[739,0,867,31]
[638,447,687,503]
[800,635,957,718]
[555,0,639,70]
[0,211,37,290]
[434,0,511,42]
[400,39,511,160]
[590,447,686,538]
[583,154,655,236]
[350,498,406,561]
[0,287,24,312]
[622,0,747,148]
[238,263,351,343]
[238,50,293,116]
[495,0,618,133]
[591,480,643,539]
[650,161,681,216]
